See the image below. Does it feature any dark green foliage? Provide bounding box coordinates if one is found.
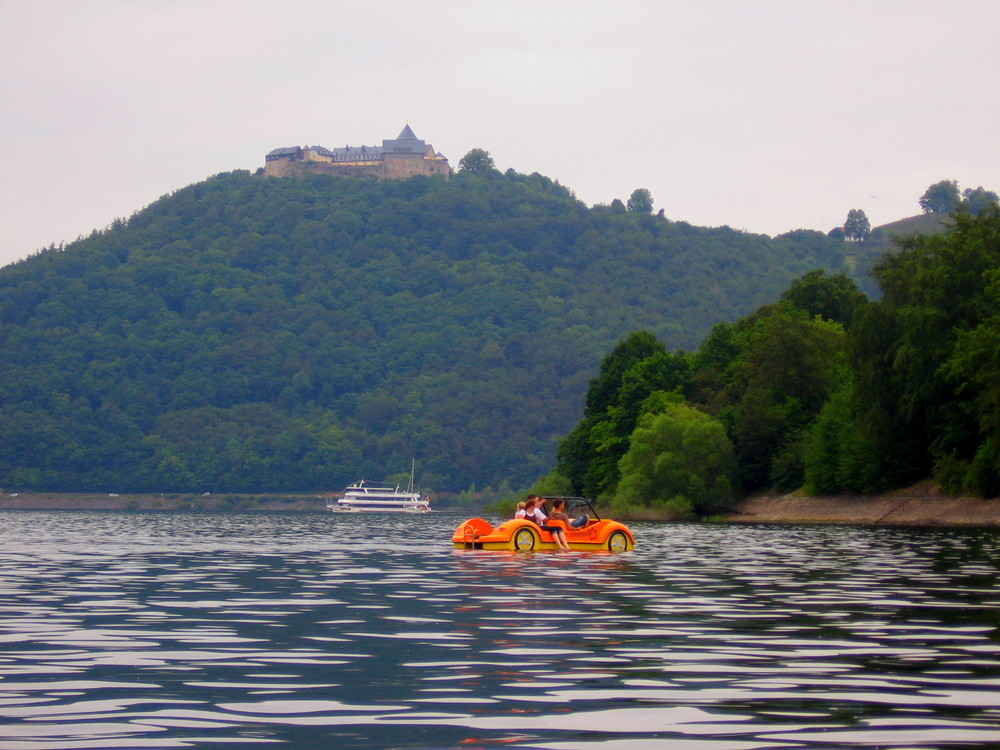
[556,331,691,497]
[919,179,998,216]
[843,208,1000,495]
[563,271,852,511]
[626,188,653,214]
[0,169,849,494]
[802,380,882,494]
[458,148,497,175]
[920,179,962,214]
[614,398,735,518]
[583,331,667,419]
[672,300,860,500]
[963,186,1000,216]
[780,269,868,328]
[695,306,848,492]
[844,209,871,241]
[943,268,1000,495]
[556,212,998,506]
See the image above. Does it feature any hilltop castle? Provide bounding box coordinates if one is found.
[264,124,451,181]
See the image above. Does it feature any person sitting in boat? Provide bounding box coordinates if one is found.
[524,495,571,551]
[548,498,578,527]
[514,501,527,519]
[523,496,545,524]
[548,497,590,528]
[549,497,590,529]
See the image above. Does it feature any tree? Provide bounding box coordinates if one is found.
[614,399,735,518]
[843,208,1000,495]
[627,188,653,214]
[920,180,961,214]
[780,270,868,328]
[458,148,497,175]
[584,331,666,419]
[556,330,692,498]
[0,165,865,496]
[689,304,848,492]
[802,380,879,494]
[843,209,871,241]
[962,186,999,216]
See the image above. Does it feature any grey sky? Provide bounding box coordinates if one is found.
[2,0,998,268]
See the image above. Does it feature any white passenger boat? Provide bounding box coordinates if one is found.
[327,463,430,513]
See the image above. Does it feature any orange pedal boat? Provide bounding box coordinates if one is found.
[453,497,635,552]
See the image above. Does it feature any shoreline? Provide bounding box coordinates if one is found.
[2,481,998,527]
[724,481,1000,527]
[0,492,331,512]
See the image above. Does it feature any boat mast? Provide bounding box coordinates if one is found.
[407,459,415,494]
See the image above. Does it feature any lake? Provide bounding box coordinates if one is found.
[0,511,998,749]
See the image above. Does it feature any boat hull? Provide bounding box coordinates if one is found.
[331,505,430,513]
[452,517,635,552]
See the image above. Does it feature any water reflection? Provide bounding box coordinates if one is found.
[0,511,998,748]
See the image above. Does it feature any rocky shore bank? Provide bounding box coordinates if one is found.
[726,481,999,527]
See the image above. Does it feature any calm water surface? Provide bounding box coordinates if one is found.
[0,511,998,749]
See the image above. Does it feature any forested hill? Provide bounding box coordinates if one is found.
[0,167,849,495]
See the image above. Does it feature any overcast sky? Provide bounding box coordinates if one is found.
[2,0,998,268]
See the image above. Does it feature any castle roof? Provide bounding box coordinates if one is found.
[396,124,418,140]
[382,124,427,155]
[331,145,383,161]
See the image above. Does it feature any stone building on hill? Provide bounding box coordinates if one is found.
[264,124,450,180]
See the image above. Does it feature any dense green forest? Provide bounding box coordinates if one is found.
[551,208,1000,515]
[2,164,853,495]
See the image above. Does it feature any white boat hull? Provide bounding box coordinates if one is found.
[330,504,430,513]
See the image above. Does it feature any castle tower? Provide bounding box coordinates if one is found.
[382,124,450,179]
[382,124,428,156]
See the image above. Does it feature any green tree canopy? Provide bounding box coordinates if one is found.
[0,167,858,495]
[614,398,735,518]
[920,180,962,214]
[780,269,868,328]
[681,300,849,492]
[844,208,871,241]
[458,148,497,175]
[627,188,654,213]
[841,207,1000,494]
[557,330,691,498]
[963,186,999,216]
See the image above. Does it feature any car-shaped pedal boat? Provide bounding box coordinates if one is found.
[453,497,635,552]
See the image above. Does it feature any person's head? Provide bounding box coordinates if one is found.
[516,501,526,510]
[524,498,536,509]
[552,499,565,512]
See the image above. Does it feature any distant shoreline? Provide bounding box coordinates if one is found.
[2,482,997,527]
[0,492,331,512]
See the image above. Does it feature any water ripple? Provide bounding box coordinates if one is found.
[0,511,997,748]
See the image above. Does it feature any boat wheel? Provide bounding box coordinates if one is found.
[513,527,537,551]
[608,530,629,552]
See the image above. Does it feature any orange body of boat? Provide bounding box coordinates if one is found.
[452,516,635,552]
